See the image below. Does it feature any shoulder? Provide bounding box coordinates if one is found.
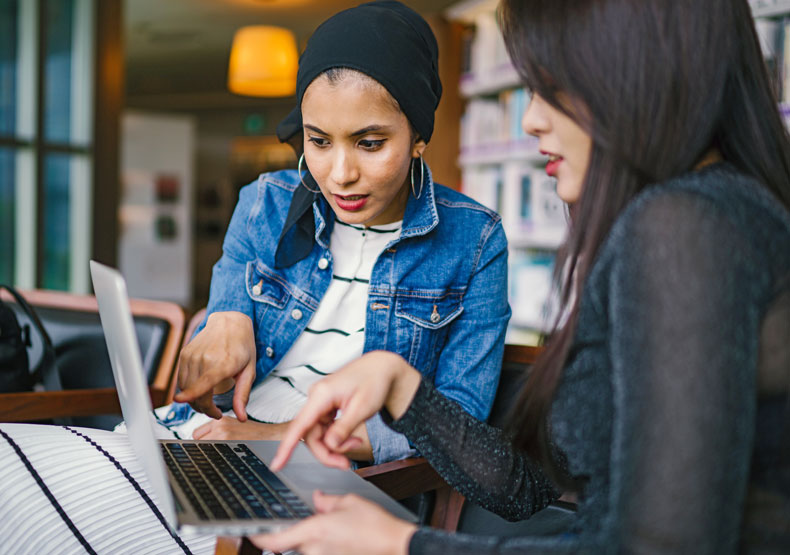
[431,183,504,243]
[611,164,790,245]
[433,183,501,221]
[594,164,790,300]
[234,169,301,217]
[432,183,506,248]
[241,169,300,198]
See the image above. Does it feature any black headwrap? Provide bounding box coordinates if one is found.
[273,0,442,269]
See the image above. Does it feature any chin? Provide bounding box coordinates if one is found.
[331,208,370,225]
[556,183,581,204]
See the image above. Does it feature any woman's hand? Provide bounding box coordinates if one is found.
[192,417,288,441]
[271,351,421,471]
[252,491,416,555]
[173,311,257,421]
[192,417,375,461]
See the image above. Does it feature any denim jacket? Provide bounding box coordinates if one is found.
[202,166,511,463]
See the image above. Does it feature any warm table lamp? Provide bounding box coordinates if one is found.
[227,25,298,97]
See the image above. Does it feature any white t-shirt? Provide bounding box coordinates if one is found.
[246,218,402,423]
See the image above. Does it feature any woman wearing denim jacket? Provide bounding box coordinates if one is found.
[0,3,508,554]
[172,0,511,466]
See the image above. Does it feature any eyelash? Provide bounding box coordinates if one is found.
[359,139,385,150]
[308,137,329,148]
[307,137,386,150]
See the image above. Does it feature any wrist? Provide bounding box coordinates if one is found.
[384,354,421,420]
[206,310,251,329]
[391,521,418,555]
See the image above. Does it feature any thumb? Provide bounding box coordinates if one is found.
[232,362,255,422]
[313,490,344,513]
[324,396,371,450]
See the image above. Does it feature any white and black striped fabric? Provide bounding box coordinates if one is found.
[154,218,403,435]
[0,423,215,555]
[260,218,402,421]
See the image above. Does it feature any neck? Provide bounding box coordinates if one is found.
[694,148,723,171]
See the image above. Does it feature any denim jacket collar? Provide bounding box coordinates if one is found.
[399,163,439,239]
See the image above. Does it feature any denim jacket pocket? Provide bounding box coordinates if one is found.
[394,292,464,371]
[245,260,290,307]
[395,293,464,329]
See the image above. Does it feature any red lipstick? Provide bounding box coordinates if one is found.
[541,150,562,177]
[545,159,561,177]
[334,194,368,211]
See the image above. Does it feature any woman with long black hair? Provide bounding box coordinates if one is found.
[258,0,790,553]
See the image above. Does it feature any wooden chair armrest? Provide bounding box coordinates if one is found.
[0,387,169,422]
[354,457,447,501]
[215,537,261,555]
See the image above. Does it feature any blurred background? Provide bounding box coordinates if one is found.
[2,0,786,344]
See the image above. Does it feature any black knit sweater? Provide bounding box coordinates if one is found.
[389,163,790,554]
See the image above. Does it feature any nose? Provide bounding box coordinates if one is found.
[330,147,359,187]
[522,93,549,138]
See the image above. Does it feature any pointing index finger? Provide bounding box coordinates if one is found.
[271,396,337,471]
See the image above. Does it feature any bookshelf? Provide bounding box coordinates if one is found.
[752,0,790,18]
[446,1,790,345]
[447,1,566,345]
[750,0,790,114]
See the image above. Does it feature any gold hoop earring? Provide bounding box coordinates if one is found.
[411,154,424,199]
[298,153,320,194]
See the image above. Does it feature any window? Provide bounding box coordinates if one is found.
[0,0,94,292]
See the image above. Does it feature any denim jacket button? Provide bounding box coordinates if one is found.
[318,257,329,270]
[291,309,303,320]
[265,346,274,358]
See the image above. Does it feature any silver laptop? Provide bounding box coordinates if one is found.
[89,260,416,535]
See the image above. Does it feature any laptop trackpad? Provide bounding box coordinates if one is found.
[246,440,417,522]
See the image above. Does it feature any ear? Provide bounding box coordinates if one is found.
[412,137,427,158]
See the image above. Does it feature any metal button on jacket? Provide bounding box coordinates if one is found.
[265,346,274,358]
[291,309,303,320]
[317,257,329,270]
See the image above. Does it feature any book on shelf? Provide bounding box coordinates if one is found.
[459,88,532,156]
[753,9,790,124]
[452,1,566,337]
[467,11,510,76]
[750,0,790,17]
[509,249,556,332]
[461,165,502,213]
[531,171,566,229]
[495,164,565,245]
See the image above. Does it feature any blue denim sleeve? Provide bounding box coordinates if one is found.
[432,218,510,422]
[366,413,417,463]
[200,182,259,332]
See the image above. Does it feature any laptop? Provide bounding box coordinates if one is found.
[89,260,416,536]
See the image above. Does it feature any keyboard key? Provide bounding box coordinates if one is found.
[163,442,310,521]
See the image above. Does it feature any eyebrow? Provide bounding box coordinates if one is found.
[303,123,392,137]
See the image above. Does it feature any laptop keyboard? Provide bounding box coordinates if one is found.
[161,442,313,521]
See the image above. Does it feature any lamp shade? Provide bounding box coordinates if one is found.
[228,25,298,97]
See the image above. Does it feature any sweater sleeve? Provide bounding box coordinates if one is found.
[387,378,559,522]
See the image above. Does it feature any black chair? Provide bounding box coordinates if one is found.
[0,289,184,429]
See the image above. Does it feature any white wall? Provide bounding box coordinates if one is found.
[120,111,194,305]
